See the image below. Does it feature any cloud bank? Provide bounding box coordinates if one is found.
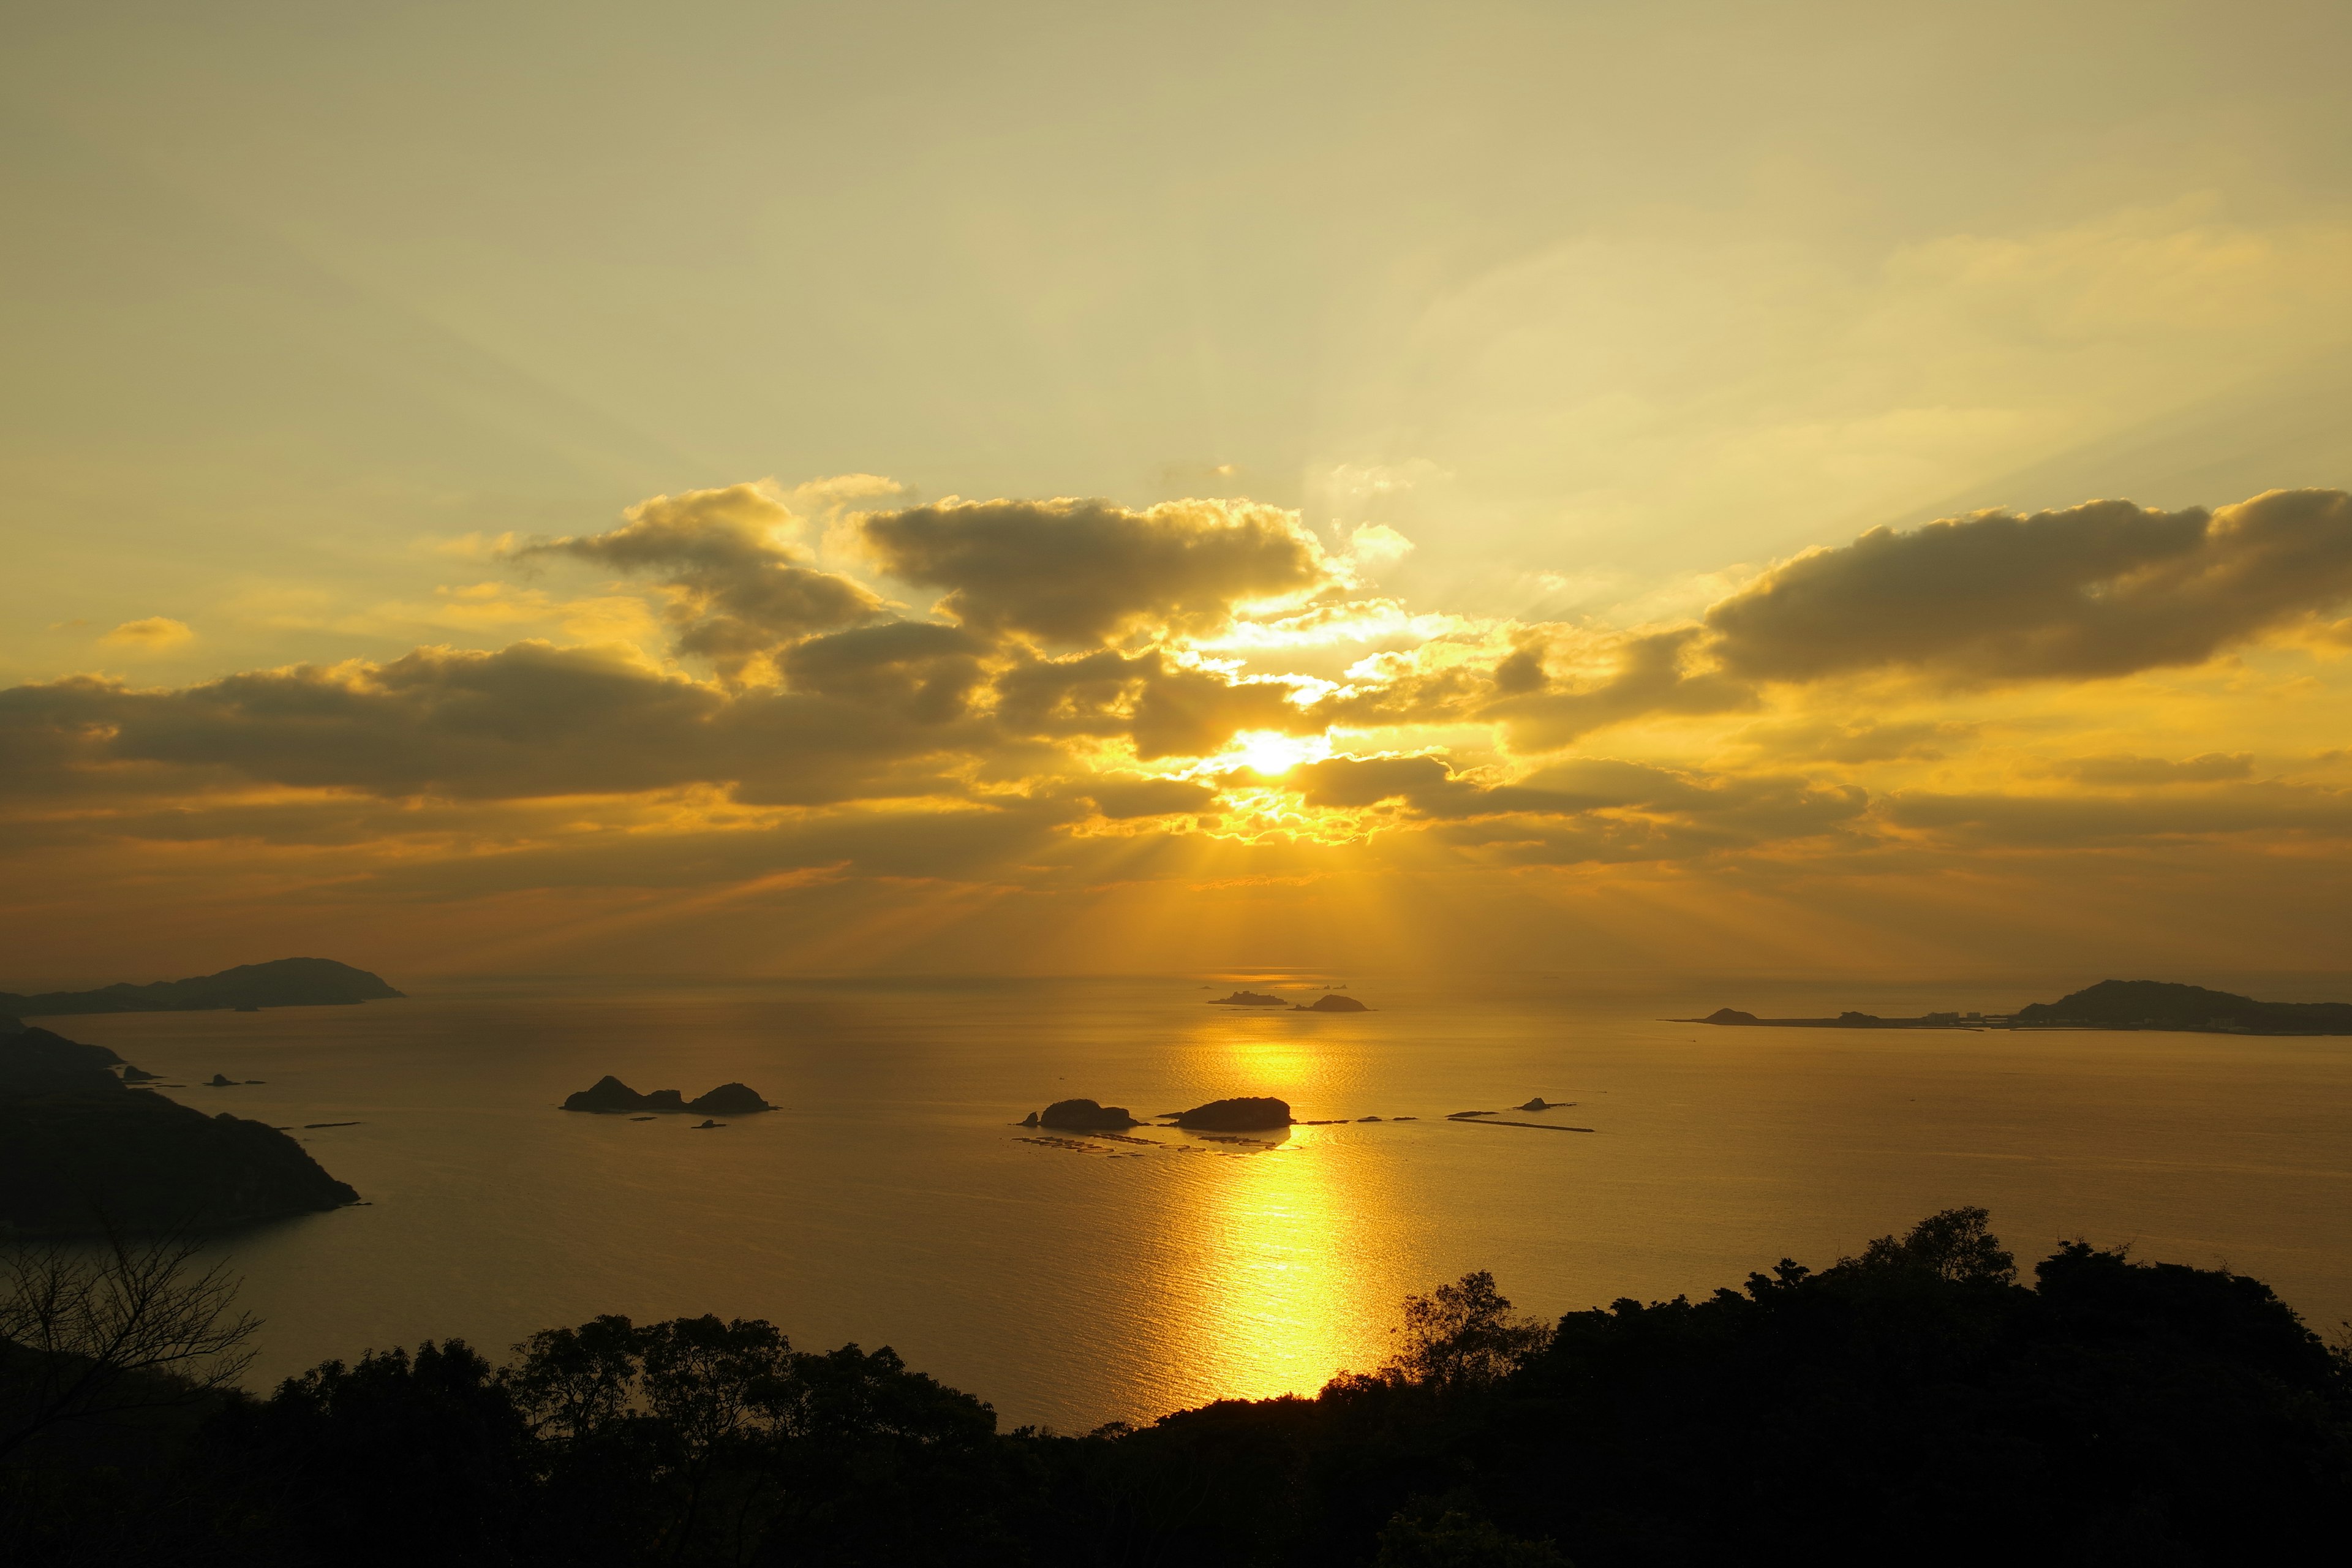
[7,484,2352,976]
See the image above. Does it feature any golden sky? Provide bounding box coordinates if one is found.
[4,2,2351,981]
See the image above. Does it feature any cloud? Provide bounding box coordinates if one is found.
[858,497,1335,644]
[1480,628,1758,751]
[1705,488,2352,684]
[12,476,2352,973]
[518,483,884,680]
[1284,753,1869,860]
[1884,782,2352,847]
[0,641,988,810]
[991,649,1314,760]
[100,616,192,649]
[1732,717,1978,764]
[2054,753,2253,785]
[1079,776,1222,820]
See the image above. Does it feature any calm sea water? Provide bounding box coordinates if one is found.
[50,973,2352,1431]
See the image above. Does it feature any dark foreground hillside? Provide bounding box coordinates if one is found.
[4,1210,2345,1567]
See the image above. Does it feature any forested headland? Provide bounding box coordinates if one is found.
[5,1208,2345,1567]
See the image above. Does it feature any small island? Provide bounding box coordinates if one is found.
[1293,994,1369,1012]
[1164,1096,1294,1129]
[561,1077,774,1115]
[1032,1098,1140,1130]
[0,957,404,1018]
[1680,979,2352,1036]
[1207,990,1288,1007]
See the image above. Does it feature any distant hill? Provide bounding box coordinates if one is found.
[0,957,404,1018]
[2015,979,2352,1033]
[1682,979,2352,1035]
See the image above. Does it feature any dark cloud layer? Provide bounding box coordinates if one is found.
[6,484,2349,926]
[0,643,982,809]
[859,497,1333,644]
[1706,488,2352,683]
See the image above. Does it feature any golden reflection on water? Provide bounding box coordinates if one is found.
[1140,1011,1400,1408]
[1158,1128,1381,1404]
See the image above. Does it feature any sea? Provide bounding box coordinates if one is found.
[49,972,2352,1432]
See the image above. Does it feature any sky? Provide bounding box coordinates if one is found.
[4,0,2351,983]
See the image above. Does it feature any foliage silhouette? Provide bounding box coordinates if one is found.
[4,1208,2345,1566]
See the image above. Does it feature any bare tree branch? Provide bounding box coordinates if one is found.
[0,1220,259,1465]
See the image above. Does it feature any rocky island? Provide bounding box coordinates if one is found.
[0,957,404,1017]
[1030,1098,1140,1130]
[1163,1096,1294,1129]
[1294,994,1369,1012]
[1682,979,2352,1036]
[561,1076,774,1115]
[1207,990,1288,1007]
[0,1023,359,1237]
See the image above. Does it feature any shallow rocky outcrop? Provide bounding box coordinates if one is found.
[1039,1098,1139,1130]
[1169,1096,1294,1130]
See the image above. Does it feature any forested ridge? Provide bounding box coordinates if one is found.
[5,1209,2345,1566]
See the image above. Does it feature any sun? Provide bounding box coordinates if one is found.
[1225,729,1327,777]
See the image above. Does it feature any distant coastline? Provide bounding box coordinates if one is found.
[1679,979,2352,1037]
[0,957,403,1018]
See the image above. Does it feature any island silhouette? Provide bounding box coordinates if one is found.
[1206,989,1287,1006]
[1029,1098,1140,1130]
[1164,1095,1293,1129]
[0,957,404,1018]
[561,1077,774,1115]
[1681,978,2352,1035]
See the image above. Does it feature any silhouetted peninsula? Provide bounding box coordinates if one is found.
[0,1025,358,1236]
[1683,979,2352,1035]
[2015,979,2352,1033]
[1207,990,1287,1006]
[560,1076,774,1114]
[1037,1098,1140,1130]
[1294,993,1370,1012]
[0,1023,134,1090]
[1168,1095,1293,1129]
[0,957,404,1018]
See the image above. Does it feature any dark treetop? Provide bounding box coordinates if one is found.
[0,957,404,1019]
[8,1206,2343,1567]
